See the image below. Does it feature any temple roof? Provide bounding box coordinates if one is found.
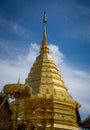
[80,115,90,128]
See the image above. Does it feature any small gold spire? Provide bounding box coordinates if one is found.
[40,11,49,54]
[17,75,20,84]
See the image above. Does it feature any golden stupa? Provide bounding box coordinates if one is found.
[24,12,81,130]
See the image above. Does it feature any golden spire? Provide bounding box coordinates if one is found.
[17,75,20,84]
[40,11,49,54]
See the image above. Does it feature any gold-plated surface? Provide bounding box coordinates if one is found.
[40,25,49,54]
[3,83,31,98]
[3,83,31,130]
[24,12,81,129]
[23,95,80,130]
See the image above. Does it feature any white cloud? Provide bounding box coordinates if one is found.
[0,43,90,119]
[49,44,64,65]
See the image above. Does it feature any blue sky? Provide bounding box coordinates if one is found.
[0,0,90,120]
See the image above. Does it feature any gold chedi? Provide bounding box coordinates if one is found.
[25,12,81,130]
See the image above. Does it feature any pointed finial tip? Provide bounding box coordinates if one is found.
[17,75,20,84]
[40,11,49,54]
[43,11,47,23]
